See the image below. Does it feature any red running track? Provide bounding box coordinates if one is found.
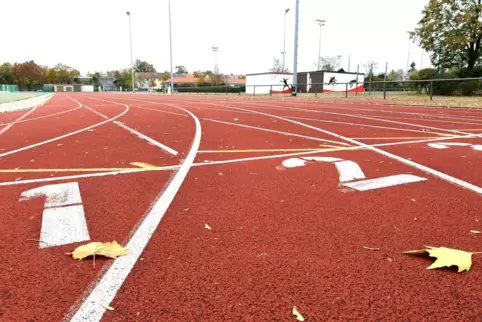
[0,93,482,321]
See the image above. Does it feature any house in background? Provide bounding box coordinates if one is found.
[162,73,246,88]
[98,77,118,91]
[135,72,164,90]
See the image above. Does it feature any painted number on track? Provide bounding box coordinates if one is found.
[19,182,90,248]
[281,156,427,191]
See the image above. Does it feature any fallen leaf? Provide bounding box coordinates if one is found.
[471,230,481,234]
[393,226,401,231]
[413,217,417,221]
[234,118,239,121]
[403,246,481,273]
[292,306,304,321]
[411,198,416,202]
[205,224,212,230]
[103,304,114,311]
[218,172,223,176]
[362,246,380,251]
[66,241,128,261]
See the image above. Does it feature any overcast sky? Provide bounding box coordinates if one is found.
[1,0,430,75]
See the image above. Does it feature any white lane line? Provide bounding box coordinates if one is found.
[343,174,428,191]
[226,106,482,195]
[0,103,129,159]
[132,105,189,117]
[68,104,201,322]
[236,103,475,136]
[0,103,82,127]
[117,123,178,155]
[0,106,39,135]
[352,114,482,127]
[203,118,351,146]
[84,105,179,156]
[280,115,452,137]
[214,99,479,136]
[0,123,480,188]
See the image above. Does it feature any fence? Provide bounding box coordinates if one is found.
[173,77,482,99]
[0,84,18,92]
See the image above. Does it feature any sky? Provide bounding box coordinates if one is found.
[0,0,431,76]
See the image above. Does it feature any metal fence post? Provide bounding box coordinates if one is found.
[253,86,256,96]
[270,85,272,96]
[345,83,348,98]
[429,81,434,100]
[383,62,388,100]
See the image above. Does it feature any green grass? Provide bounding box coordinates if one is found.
[0,92,46,104]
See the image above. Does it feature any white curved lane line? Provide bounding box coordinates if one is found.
[68,103,201,322]
[0,102,129,159]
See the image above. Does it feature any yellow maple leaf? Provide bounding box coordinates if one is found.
[67,241,128,261]
[403,246,481,273]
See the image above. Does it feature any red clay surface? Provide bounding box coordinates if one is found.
[1,93,482,321]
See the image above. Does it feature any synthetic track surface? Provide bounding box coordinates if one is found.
[0,93,482,321]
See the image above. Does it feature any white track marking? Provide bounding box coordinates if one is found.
[240,103,474,136]
[0,126,480,188]
[117,123,178,155]
[132,105,189,117]
[19,182,89,248]
[226,106,482,195]
[68,104,201,322]
[343,174,427,191]
[334,160,366,182]
[84,105,179,156]
[0,106,38,135]
[0,104,82,127]
[352,114,482,127]
[203,118,351,146]
[20,182,82,207]
[0,103,129,159]
[283,156,366,182]
[281,115,452,137]
[428,142,482,151]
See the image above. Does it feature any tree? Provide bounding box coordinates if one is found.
[0,63,13,84]
[134,59,156,72]
[52,63,80,84]
[362,60,378,77]
[314,56,337,71]
[175,65,188,74]
[11,61,44,89]
[269,57,288,73]
[409,62,417,72]
[411,0,482,72]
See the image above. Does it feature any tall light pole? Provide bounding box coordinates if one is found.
[168,0,174,94]
[316,19,325,70]
[126,11,135,93]
[282,8,290,72]
[406,31,412,80]
[291,0,300,96]
[212,46,219,85]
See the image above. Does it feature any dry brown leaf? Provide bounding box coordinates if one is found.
[403,245,482,273]
[66,241,128,261]
[292,306,304,321]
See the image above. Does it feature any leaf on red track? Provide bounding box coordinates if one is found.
[292,306,304,321]
[470,230,481,234]
[102,304,114,311]
[66,241,128,261]
[403,245,480,273]
[205,224,212,230]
